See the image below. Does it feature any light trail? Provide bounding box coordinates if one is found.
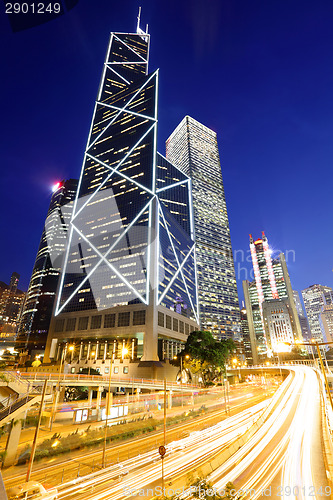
[54,401,268,500]
[210,366,329,500]
[10,367,327,500]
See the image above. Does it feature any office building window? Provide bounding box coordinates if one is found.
[118,312,130,327]
[158,312,164,327]
[133,310,146,326]
[78,317,89,330]
[166,315,171,329]
[104,314,115,328]
[90,315,102,329]
[65,318,76,332]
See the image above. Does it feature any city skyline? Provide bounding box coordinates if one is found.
[1,0,333,302]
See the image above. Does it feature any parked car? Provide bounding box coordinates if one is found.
[6,481,58,500]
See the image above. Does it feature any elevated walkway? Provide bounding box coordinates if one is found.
[0,393,45,426]
[18,371,198,392]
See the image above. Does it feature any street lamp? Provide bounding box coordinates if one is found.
[284,340,333,413]
[50,343,74,430]
[232,358,242,383]
[102,350,115,468]
[174,353,190,408]
[121,347,129,360]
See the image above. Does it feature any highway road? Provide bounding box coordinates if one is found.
[34,366,331,500]
[48,400,269,500]
[3,384,273,489]
[209,366,331,499]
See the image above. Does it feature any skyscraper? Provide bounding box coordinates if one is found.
[244,232,302,362]
[292,290,311,341]
[16,179,78,356]
[165,116,240,339]
[44,23,199,376]
[0,272,25,341]
[240,307,253,364]
[302,284,333,341]
[319,305,333,344]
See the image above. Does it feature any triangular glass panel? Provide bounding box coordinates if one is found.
[181,249,198,318]
[75,155,112,202]
[111,63,147,84]
[98,67,129,106]
[114,33,148,61]
[93,260,146,309]
[156,153,188,191]
[88,110,154,170]
[159,202,193,266]
[158,208,179,300]
[109,36,147,65]
[73,173,152,257]
[57,228,101,312]
[158,180,191,235]
[159,272,195,321]
[90,102,119,144]
[99,73,152,111]
[123,72,157,119]
[105,206,151,301]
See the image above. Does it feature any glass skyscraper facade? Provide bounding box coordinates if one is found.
[165,116,240,340]
[44,27,199,370]
[17,179,78,354]
[302,284,333,341]
[292,290,311,341]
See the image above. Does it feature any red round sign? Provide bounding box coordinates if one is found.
[159,445,166,457]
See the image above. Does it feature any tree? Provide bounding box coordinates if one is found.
[182,331,235,386]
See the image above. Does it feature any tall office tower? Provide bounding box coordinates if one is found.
[44,23,199,376]
[0,273,25,340]
[165,116,240,339]
[302,284,333,341]
[319,305,333,343]
[240,307,253,364]
[292,290,311,341]
[16,179,78,356]
[243,232,302,362]
[9,273,19,294]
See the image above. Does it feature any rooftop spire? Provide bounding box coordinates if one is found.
[136,6,141,33]
[136,6,149,36]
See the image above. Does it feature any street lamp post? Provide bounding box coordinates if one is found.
[26,379,48,482]
[50,343,74,430]
[174,354,189,408]
[102,351,115,468]
[285,340,333,413]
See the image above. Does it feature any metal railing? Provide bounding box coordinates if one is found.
[18,371,199,390]
[0,392,34,422]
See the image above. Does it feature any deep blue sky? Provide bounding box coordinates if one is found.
[1,0,333,302]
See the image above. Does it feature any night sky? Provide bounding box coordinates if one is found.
[1,0,333,302]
